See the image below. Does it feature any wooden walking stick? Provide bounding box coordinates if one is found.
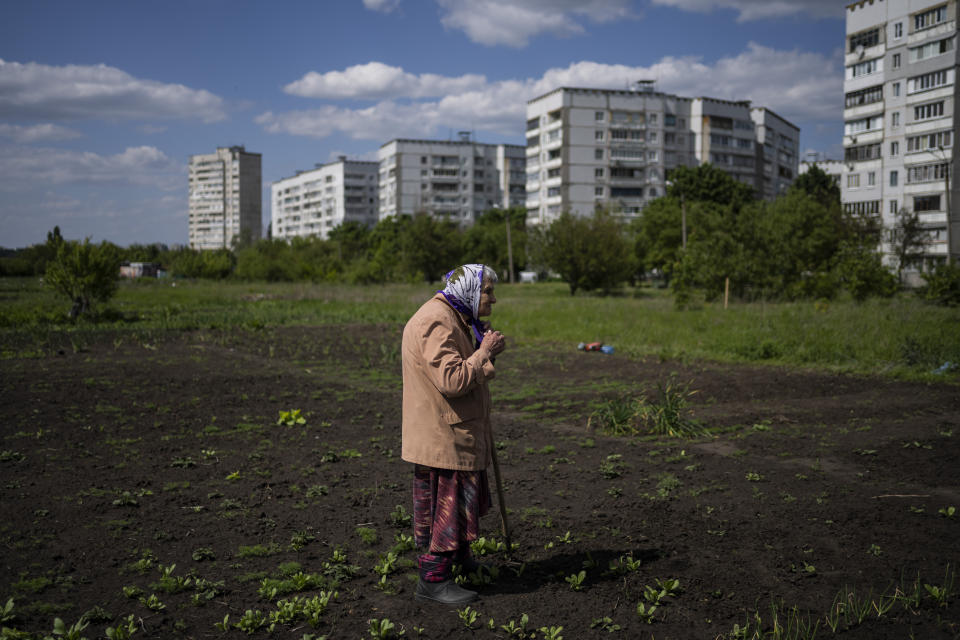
[487,428,513,559]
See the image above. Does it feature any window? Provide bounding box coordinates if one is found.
[648,132,658,143]
[907,162,950,184]
[848,59,880,79]
[847,173,860,188]
[891,141,899,157]
[594,186,604,197]
[595,149,604,160]
[892,53,901,69]
[893,82,901,97]
[868,171,876,186]
[611,187,644,198]
[595,130,605,141]
[595,168,604,177]
[906,130,952,152]
[610,128,644,141]
[649,114,658,126]
[610,147,645,159]
[914,5,947,31]
[610,167,642,178]
[910,37,954,62]
[664,114,676,127]
[914,194,942,211]
[892,111,900,127]
[845,85,883,108]
[890,199,899,214]
[595,111,605,121]
[547,167,560,178]
[845,143,882,162]
[648,150,659,161]
[845,115,883,135]
[890,170,898,187]
[547,187,560,197]
[844,200,881,215]
[908,69,952,94]
[850,28,880,52]
[914,101,945,120]
[894,22,903,39]
[526,117,539,131]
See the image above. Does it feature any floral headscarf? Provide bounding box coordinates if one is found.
[438,264,498,347]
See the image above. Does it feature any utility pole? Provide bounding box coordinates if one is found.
[681,191,687,250]
[505,213,515,283]
[939,145,953,265]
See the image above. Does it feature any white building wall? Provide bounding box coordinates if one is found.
[188,146,261,250]
[843,0,959,271]
[272,159,378,240]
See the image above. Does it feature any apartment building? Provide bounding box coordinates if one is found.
[188,146,262,250]
[377,137,526,223]
[844,0,959,272]
[271,157,379,240]
[524,86,799,226]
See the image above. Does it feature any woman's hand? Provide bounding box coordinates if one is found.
[479,330,506,357]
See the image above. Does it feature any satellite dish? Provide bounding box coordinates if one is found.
[855,44,865,59]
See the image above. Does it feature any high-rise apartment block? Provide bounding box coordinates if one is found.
[271,157,379,240]
[188,146,262,250]
[377,137,526,223]
[524,86,799,225]
[844,0,959,271]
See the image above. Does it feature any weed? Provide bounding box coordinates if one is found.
[390,504,412,528]
[745,471,762,482]
[590,616,621,632]
[355,526,379,546]
[458,605,480,629]
[192,547,215,561]
[565,570,586,591]
[277,409,306,426]
[237,542,282,558]
[305,484,329,499]
[599,454,624,479]
[290,530,314,551]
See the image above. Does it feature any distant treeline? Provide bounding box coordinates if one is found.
[3,164,958,305]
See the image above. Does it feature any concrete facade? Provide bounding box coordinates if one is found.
[377,138,526,223]
[271,158,379,240]
[188,146,262,250]
[524,87,799,226]
[843,0,959,270]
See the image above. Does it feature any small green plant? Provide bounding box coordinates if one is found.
[139,594,165,611]
[277,409,306,427]
[50,616,91,640]
[500,613,531,637]
[390,504,412,528]
[233,609,267,634]
[538,626,564,640]
[355,526,379,546]
[192,547,215,561]
[590,616,621,632]
[290,530,315,551]
[636,601,658,624]
[745,471,762,482]
[565,570,586,591]
[214,614,230,632]
[1,597,15,624]
[368,617,401,638]
[458,606,480,629]
[939,506,956,518]
[105,614,138,639]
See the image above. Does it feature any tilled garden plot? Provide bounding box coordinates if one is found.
[1,325,958,639]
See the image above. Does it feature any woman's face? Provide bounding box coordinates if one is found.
[477,278,496,317]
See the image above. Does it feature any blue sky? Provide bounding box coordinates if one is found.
[1,0,846,248]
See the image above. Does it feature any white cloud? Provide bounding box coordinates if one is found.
[284,62,487,100]
[0,59,227,123]
[0,144,183,191]
[0,123,82,143]
[363,0,401,12]
[436,0,634,47]
[259,44,840,141]
[650,0,842,21]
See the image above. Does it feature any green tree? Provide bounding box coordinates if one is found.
[790,164,841,210]
[835,243,898,302]
[539,210,634,295]
[888,208,930,283]
[920,262,960,306]
[462,207,527,280]
[665,163,755,210]
[398,213,463,282]
[43,232,121,318]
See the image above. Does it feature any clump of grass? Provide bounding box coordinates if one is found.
[589,381,702,438]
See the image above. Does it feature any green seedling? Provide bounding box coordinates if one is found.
[121,586,143,599]
[939,506,956,518]
[745,472,762,482]
[390,504,412,528]
[50,616,90,640]
[214,614,230,632]
[458,605,480,629]
[225,470,241,481]
[139,594,165,611]
[1,597,14,624]
[590,616,621,632]
[565,570,586,591]
[500,613,530,637]
[277,409,306,427]
[367,617,399,639]
[192,547,215,561]
[233,609,266,634]
[636,601,658,624]
[105,614,137,640]
[538,626,564,640]
[355,526,379,546]
[555,531,574,544]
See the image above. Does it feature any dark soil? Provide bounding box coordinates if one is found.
[1,324,958,639]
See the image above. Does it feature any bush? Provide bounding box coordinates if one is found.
[920,263,960,306]
[44,235,121,318]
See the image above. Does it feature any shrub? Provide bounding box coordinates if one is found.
[43,232,121,318]
[920,263,960,306]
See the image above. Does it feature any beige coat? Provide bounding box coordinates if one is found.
[401,293,495,471]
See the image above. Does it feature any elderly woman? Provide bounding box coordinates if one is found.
[401,264,506,605]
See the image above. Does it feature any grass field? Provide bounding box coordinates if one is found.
[2,277,958,381]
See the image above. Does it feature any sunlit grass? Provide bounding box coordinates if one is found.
[2,277,959,379]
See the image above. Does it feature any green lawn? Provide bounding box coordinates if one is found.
[2,277,958,380]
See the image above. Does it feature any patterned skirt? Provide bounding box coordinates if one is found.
[412,464,492,554]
